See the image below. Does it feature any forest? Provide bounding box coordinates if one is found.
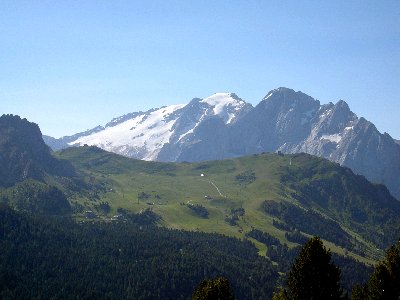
[0,205,277,299]
[2,204,398,299]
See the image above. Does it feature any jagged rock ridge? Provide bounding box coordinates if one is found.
[44,88,400,199]
[46,93,252,160]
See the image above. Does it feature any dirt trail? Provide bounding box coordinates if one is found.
[208,180,224,197]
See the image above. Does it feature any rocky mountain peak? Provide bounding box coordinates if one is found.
[335,99,350,110]
[262,87,295,100]
[199,92,251,124]
[315,100,356,135]
[0,114,74,187]
[260,87,319,113]
[43,89,400,199]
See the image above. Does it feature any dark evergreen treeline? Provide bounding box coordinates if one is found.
[247,227,373,294]
[187,203,209,218]
[225,207,245,226]
[191,277,235,300]
[352,240,400,299]
[0,180,71,215]
[273,237,344,299]
[280,154,400,249]
[0,205,277,299]
[267,243,373,293]
[195,243,399,300]
[272,237,400,300]
[1,203,397,299]
[262,200,356,252]
[284,230,309,245]
[246,229,280,247]
[235,170,256,185]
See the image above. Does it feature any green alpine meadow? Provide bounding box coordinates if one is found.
[1,115,400,298]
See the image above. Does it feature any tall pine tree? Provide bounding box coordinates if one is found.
[191,277,235,300]
[274,236,344,300]
[353,240,400,299]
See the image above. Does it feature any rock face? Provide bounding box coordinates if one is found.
[229,88,400,199]
[64,93,252,161]
[44,88,400,199]
[0,115,74,187]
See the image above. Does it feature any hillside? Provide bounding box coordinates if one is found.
[0,115,392,295]
[0,114,75,187]
[56,146,400,261]
[44,88,400,199]
[0,205,277,299]
[0,115,82,215]
[0,115,397,290]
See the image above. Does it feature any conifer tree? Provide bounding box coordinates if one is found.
[356,240,400,299]
[274,236,344,300]
[191,277,235,300]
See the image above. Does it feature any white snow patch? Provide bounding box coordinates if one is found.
[320,109,333,119]
[68,92,250,160]
[70,104,185,160]
[200,93,245,124]
[177,114,206,142]
[177,93,245,141]
[320,134,342,143]
[263,92,273,100]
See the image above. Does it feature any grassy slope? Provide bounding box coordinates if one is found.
[55,146,388,263]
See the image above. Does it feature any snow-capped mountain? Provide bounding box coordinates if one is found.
[174,88,400,199]
[57,93,252,161]
[44,88,400,199]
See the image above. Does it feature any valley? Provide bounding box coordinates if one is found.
[3,3,399,298]
[45,88,400,200]
[1,114,399,298]
[54,146,397,264]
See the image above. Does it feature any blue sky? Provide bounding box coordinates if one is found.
[1,1,399,139]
